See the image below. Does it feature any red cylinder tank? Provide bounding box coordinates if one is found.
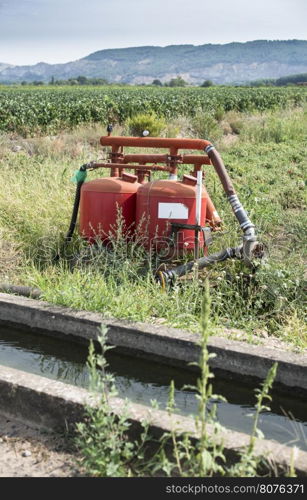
[79,173,140,242]
[203,186,222,229]
[135,177,207,254]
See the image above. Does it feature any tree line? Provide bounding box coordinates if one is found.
[21,75,214,87]
[19,73,307,88]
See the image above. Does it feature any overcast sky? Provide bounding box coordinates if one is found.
[0,0,306,66]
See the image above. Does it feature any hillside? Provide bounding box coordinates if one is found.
[1,39,307,85]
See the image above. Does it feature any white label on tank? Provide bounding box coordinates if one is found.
[158,203,189,219]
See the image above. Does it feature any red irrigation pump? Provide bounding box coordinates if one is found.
[64,128,264,285]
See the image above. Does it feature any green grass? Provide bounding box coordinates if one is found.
[0,104,306,349]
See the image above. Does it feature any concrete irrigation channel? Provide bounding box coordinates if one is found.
[0,292,307,475]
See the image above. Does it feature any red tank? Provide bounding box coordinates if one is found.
[135,176,207,254]
[79,173,140,242]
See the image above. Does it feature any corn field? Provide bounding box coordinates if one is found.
[0,85,306,136]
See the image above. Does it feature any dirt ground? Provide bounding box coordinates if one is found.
[0,413,82,477]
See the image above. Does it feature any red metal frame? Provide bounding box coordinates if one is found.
[91,135,213,181]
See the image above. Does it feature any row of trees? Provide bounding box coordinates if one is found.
[21,75,109,86]
[152,77,213,87]
[18,73,307,88]
[21,75,214,87]
[249,73,307,87]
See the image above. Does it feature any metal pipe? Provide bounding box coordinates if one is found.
[100,136,211,150]
[183,155,211,165]
[0,283,41,299]
[195,170,202,259]
[195,170,202,226]
[110,145,121,177]
[124,154,169,164]
[168,147,179,179]
[123,154,211,165]
[205,145,257,262]
[89,162,171,172]
[205,145,235,196]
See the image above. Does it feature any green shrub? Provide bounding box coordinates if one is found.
[224,111,244,134]
[126,112,166,137]
[191,110,222,142]
[214,106,225,122]
[240,107,306,144]
[75,326,150,477]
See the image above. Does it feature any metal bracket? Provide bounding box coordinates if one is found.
[170,222,212,248]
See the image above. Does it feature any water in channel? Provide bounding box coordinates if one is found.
[0,325,306,451]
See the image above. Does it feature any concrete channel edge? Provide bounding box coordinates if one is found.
[0,293,306,394]
[0,364,306,476]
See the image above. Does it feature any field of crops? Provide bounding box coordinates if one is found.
[0,82,306,350]
[0,85,306,136]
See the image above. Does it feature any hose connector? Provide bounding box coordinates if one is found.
[228,194,255,233]
[71,163,90,183]
[204,144,215,154]
[227,194,258,264]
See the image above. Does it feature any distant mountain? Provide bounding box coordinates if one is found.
[0,63,12,71]
[1,40,307,85]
